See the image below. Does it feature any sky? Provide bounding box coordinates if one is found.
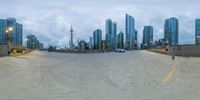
[0,0,200,48]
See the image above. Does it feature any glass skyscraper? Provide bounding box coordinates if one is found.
[117,31,124,49]
[7,18,17,44]
[164,17,179,46]
[105,19,117,49]
[0,18,23,45]
[142,26,153,49]
[195,19,200,45]
[0,19,7,44]
[93,29,102,49]
[106,19,112,49]
[125,14,137,50]
[16,23,23,45]
[112,22,117,49]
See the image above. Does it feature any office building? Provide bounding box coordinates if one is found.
[142,26,153,49]
[164,17,179,46]
[93,29,102,49]
[0,19,7,44]
[78,40,87,50]
[117,31,124,49]
[27,35,40,49]
[0,18,23,45]
[39,43,44,50]
[105,19,117,49]
[16,23,23,45]
[195,19,200,45]
[125,14,138,50]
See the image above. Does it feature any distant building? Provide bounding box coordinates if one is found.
[93,29,102,49]
[159,38,167,47]
[105,19,117,49]
[0,19,7,44]
[164,17,179,46]
[27,35,40,49]
[142,26,153,49]
[39,43,44,49]
[125,14,138,50]
[117,31,124,49]
[88,37,93,49]
[0,18,23,45]
[78,40,87,50]
[101,40,106,50]
[195,19,200,45]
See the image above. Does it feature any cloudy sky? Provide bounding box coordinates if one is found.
[0,0,200,48]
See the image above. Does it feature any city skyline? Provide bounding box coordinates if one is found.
[0,0,200,47]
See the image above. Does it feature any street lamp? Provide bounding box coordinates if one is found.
[6,30,8,33]
[8,27,13,32]
[6,26,13,39]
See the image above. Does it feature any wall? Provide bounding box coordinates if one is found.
[167,45,200,57]
[0,44,8,56]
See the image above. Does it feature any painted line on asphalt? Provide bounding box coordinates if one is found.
[161,60,178,83]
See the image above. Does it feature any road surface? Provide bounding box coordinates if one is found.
[0,50,200,100]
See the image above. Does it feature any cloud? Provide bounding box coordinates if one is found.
[0,0,200,47]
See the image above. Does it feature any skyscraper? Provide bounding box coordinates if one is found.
[142,26,153,49]
[195,19,200,45]
[112,22,117,48]
[125,14,138,50]
[117,31,124,49]
[0,19,7,44]
[93,29,102,49]
[164,17,179,46]
[0,18,23,45]
[16,23,23,45]
[105,19,117,49]
[7,18,17,44]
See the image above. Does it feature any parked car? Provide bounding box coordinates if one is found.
[115,49,125,53]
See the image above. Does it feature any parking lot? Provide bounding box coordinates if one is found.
[0,50,200,100]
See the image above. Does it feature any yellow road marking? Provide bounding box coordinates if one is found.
[161,61,178,83]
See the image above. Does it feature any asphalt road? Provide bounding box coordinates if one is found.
[0,50,200,100]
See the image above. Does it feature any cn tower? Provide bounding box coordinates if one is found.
[70,25,74,49]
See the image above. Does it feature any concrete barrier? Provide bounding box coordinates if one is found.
[167,45,200,57]
[0,44,8,56]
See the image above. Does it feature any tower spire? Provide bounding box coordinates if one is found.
[70,24,73,33]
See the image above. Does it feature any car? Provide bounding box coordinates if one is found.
[115,49,125,53]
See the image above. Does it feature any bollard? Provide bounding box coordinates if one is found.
[172,55,175,60]
[172,46,175,60]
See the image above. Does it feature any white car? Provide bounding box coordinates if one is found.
[115,49,125,53]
